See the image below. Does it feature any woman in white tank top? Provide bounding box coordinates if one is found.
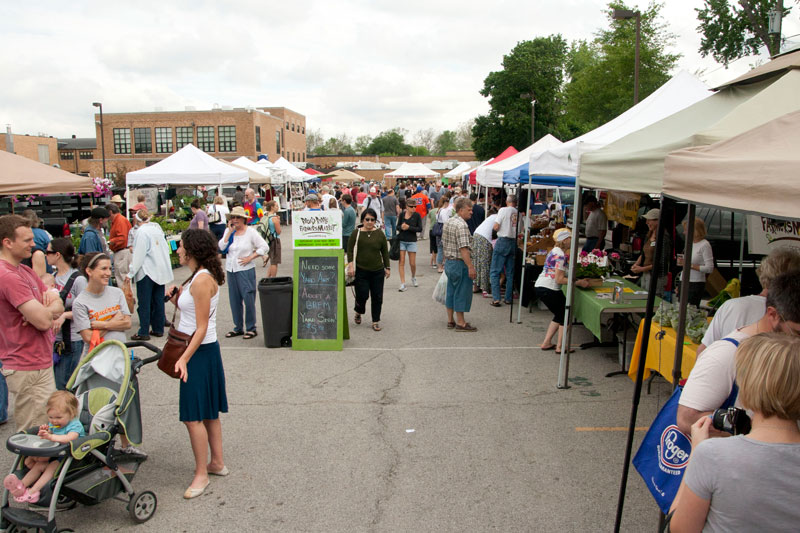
[168,229,229,500]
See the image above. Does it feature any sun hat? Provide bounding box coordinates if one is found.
[553,228,572,242]
[304,193,320,203]
[229,206,248,219]
[644,208,660,220]
[110,194,124,203]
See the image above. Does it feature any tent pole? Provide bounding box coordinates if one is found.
[510,184,520,323]
[557,184,582,389]
[125,182,130,220]
[739,216,746,281]
[517,184,532,323]
[672,204,695,388]
[613,198,671,532]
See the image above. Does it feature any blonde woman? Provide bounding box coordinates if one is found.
[678,218,714,307]
[207,196,229,241]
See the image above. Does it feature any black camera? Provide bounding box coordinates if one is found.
[712,407,752,435]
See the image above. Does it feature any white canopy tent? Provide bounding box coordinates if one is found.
[442,162,472,179]
[230,156,276,184]
[272,157,313,183]
[383,162,440,180]
[479,134,563,186]
[125,144,248,218]
[529,70,711,184]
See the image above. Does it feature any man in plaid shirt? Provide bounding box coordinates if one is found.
[442,197,477,332]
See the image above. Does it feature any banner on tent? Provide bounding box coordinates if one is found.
[127,187,158,214]
[293,210,343,249]
[605,192,640,229]
[747,216,800,255]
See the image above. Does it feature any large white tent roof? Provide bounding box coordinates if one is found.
[529,70,711,182]
[383,162,440,179]
[479,134,563,186]
[126,144,248,185]
[229,156,278,184]
[579,68,800,193]
[443,162,473,178]
[272,157,312,183]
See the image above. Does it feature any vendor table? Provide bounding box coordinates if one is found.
[628,319,701,385]
[563,277,658,341]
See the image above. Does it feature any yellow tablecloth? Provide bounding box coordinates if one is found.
[628,319,699,384]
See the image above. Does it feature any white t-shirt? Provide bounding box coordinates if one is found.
[361,196,384,223]
[680,238,714,282]
[437,205,454,223]
[494,206,518,238]
[474,214,498,242]
[701,295,765,347]
[585,208,607,238]
[321,193,337,211]
[679,329,751,412]
[207,203,229,225]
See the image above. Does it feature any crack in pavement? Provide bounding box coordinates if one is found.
[311,350,392,389]
[369,352,406,532]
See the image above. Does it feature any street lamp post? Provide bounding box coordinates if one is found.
[613,9,641,105]
[92,102,107,180]
[520,92,536,145]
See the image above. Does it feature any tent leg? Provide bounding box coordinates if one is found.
[613,198,671,532]
[739,216,746,281]
[510,185,520,323]
[517,186,532,323]
[125,183,130,220]
[672,204,695,387]
[557,185,582,389]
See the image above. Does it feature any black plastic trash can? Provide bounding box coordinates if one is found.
[258,276,293,348]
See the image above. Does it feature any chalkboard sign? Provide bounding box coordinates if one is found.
[292,249,345,350]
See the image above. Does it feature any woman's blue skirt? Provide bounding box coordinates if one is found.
[179,341,228,422]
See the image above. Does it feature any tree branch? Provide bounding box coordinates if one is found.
[738,0,774,54]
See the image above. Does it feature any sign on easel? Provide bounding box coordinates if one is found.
[292,249,349,351]
[293,210,342,249]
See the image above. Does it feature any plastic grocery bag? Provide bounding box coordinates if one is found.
[432,271,447,305]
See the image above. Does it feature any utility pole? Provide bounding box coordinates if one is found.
[520,93,536,145]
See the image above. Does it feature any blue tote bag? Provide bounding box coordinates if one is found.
[632,338,739,514]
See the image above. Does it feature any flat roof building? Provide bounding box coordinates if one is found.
[90,106,306,180]
[57,136,97,176]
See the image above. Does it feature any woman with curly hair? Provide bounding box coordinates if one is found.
[167,229,228,499]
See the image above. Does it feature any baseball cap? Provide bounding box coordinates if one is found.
[304,193,320,203]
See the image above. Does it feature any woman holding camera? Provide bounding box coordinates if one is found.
[669,333,800,532]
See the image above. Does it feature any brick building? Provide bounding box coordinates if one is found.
[57,136,97,176]
[0,132,59,166]
[90,106,306,179]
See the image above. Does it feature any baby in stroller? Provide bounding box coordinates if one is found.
[3,391,85,504]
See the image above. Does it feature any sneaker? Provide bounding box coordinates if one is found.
[398,284,407,292]
[411,277,418,287]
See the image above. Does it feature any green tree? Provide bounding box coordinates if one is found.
[455,119,475,151]
[471,36,569,160]
[696,0,793,65]
[435,130,459,154]
[306,128,324,154]
[366,128,413,156]
[562,1,679,135]
[353,134,373,154]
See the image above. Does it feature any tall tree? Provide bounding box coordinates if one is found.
[306,128,324,154]
[562,1,679,135]
[413,128,438,154]
[435,130,459,155]
[367,128,413,156]
[472,36,569,160]
[455,119,475,151]
[353,134,373,154]
[696,0,793,65]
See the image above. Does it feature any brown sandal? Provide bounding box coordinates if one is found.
[447,321,456,329]
[372,323,382,331]
[354,313,361,325]
[455,323,477,332]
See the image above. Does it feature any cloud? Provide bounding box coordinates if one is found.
[2,0,797,141]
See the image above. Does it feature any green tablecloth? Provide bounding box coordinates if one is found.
[563,278,661,340]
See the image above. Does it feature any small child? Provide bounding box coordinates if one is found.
[3,391,85,503]
[40,272,56,291]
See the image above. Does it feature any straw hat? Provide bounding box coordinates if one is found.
[110,194,124,203]
[229,206,248,219]
[553,228,572,242]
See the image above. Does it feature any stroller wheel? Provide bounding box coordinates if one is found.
[128,490,157,523]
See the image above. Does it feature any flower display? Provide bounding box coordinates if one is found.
[92,176,113,198]
[574,249,611,279]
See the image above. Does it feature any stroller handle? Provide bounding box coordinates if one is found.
[126,340,163,365]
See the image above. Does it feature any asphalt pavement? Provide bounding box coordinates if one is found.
[0,224,673,532]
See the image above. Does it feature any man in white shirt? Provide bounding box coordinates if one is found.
[361,187,384,228]
[582,196,607,253]
[697,247,800,354]
[320,186,337,211]
[489,195,518,306]
[677,273,800,435]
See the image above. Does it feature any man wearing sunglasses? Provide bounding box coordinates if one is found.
[677,272,800,435]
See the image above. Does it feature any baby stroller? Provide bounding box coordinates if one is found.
[1,340,162,533]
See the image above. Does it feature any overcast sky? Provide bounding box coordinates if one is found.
[2,0,798,142]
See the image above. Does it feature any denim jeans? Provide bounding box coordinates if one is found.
[582,237,599,253]
[436,236,444,266]
[54,340,83,390]
[384,215,397,239]
[136,275,166,336]
[228,269,257,333]
[490,237,516,303]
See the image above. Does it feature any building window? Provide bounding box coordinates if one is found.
[255,126,261,152]
[302,126,305,134]
[155,127,173,153]
[302,152,305,161]
[218,126,236,152]
[197,126,215,152]
[285,121,289,130]
[275,130,281,155]
[105,172,116,180]
[291,122,295,132]
[113,128,131,154]
[134,128,152,154]
[79,151,93,159]
[176,127,193,149]
[60,151,74,160]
